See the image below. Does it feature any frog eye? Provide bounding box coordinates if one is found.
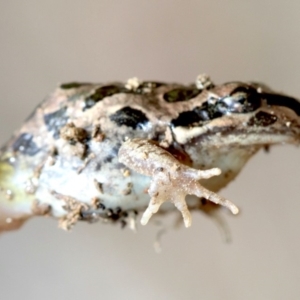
[215,94,246,114]
[215,87,261,115]
[228,86,261,113]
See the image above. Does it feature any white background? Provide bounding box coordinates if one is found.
[1,1,300,299]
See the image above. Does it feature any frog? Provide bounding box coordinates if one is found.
[0,74,299,232]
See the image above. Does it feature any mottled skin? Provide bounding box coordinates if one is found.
[0,75,300,231]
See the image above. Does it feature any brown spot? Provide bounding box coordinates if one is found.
[60,123,88,143]
[91,197,101,209]
[52,191,89,230]
[122,183,133,195]
[141,152,148,160]
[223,171,232,179]
[121,169,130,177]
[92,124,105,142]
[77,153,96,174]
[93,179,103,193]
[31,200,51,215]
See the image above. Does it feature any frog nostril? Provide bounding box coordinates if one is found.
[227,85,262,113]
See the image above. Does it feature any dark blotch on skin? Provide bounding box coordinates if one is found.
[83,82,164,110]
[163,88,200,103]
[84,85,126,110]
[60,82,90,89]
[171,111,198,127]
[264,93,300,116]
[109,106,149,129]
[248,111,277,127]
[79,206,126,224]
[172,85,264,128]
[12,133,40,156]
[171,105,211,127]
[43,107,68,139]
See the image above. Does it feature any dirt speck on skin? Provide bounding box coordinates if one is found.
[91,197,101,209]
[122,182,133,195]
[93,179,103,193]
[60,122,88,143]
[77,153,96,174]
[159,126,173,148]
[46,146,58,166]
[51,191,89,230]
[33,158,49,179]
[31,199,51,215]
[121,169,130,177]
[92,124,105,142]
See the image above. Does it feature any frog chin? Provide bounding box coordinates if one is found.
[188,144,260,192]
[185,131,299,191]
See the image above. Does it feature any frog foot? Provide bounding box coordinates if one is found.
[119,138,239,228]
[141,166,239,227]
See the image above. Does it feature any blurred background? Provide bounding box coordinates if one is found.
[1,1,300,299]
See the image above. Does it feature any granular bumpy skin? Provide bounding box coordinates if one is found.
[0,75,300,232]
